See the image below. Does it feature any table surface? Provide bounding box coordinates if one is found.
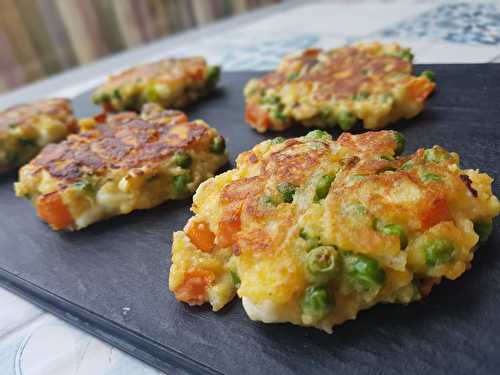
[1,1,500,374]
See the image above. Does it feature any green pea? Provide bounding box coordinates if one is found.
[260,195,278,206]
[145,85,159,102]
[277,182,296,203]
[92,92,110,104]
[344,252,386,291]
[205,65,221,85]
[301,286,334,323]
[210,136,226,154]
[299,229,320,250]
[393,49,414,62]
[424,146,449,163]
[420,70,436,82]
[474,220,493,244]
[314,175,334,201]
[111,88,121,100]
[173,174,191,195]
[271,136,285,144]
[374,219,408,249]
[421,171,442,182]
[336,110,356,131]
[423,239,455,266]
[271,107,287,122]
[173,152,192,168]
[306,246,338,283]
[260,95,280,105]
[73,180,95,194]
[287,72,299,81]
[305,130,331,141]
[393,132,405,156]
[231,271,241,288]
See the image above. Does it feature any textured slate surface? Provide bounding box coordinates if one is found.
[0,66,499,375]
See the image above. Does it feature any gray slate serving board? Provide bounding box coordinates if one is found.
[0,67,499,375]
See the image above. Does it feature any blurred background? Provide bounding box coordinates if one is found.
[0,0,282,94]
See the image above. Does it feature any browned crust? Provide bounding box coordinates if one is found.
[264,139,328,185]
[214,131,474,257]
[28,108,211,182]
[337,130,399,158]
[96,57,207,91]
[0,98,75,132]
[258,46,411,100]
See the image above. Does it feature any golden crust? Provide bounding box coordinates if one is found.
[15,104,228,230]
[92,57,220,112]
[0,98,75,132]
[0,98,77,172]
[30,109,209,183]
[244,42,436,132]
[169,130,500,331]
[260,47,411,99]
[100,57,207,90]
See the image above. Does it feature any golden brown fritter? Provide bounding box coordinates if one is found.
[0,98,77,173]
[92,57,220,112]
[169,130,499,332]
[15,104,228,231]
[244,42,436,132]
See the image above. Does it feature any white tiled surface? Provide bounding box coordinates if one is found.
[1,1,499,374]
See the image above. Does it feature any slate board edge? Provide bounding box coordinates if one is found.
[1,66,499,375]
[0,269,220,375]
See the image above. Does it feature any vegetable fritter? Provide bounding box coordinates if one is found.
[169,130,499,332]
[244,42,436,133]
[0,99,77,173]
[92,57,220,112]
[15,103,228,231]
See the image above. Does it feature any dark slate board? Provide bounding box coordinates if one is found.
[1,66,500,375]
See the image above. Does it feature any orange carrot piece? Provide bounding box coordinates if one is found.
[217,211,241,248]
[420,198,451,230]
[407,77,436,102]
[36,192,73,230]
[190,68,205,81]
[93,112,107,123]
[245,102,271,130]
[174,269,215,305]
[185,220,215,252]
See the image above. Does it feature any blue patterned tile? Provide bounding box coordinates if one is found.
[375,2,500,45]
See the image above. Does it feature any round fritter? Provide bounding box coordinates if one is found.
[0,98,77,173]
[92,57,220,112]
[15,103,228,231]
[244,42,436,132]
[169,130,499,332]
